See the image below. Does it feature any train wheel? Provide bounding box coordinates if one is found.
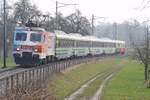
[41,59,47,65]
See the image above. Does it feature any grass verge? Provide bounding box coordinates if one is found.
[0,57,16,68]
[102,59,150,100]
[48,57,125,100]
[72,58,127,100]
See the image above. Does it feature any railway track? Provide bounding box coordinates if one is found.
[0,66,20,74]
[0,55,122,79]
[0,54,122,79]
[0,67,30,80]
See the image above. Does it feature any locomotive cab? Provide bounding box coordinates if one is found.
[13,27,54,66]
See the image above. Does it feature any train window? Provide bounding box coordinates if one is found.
[15,33,27,41]
[67,40,69,47]
[60,39,63,47]
[69,40,71,47]
[60,39,62,47]
[77,41,80,47]
[30,33,42,42]
[59,39,62,47]
[79,41,81,47]
[102,43,104,47]
[41,35,45,42]
[104,42,107,47]
[56,40,60,48]
[71,40,73,47]
[117,43,121,48]
[80,41,82,47]
[81,41,83,47]
[65,40,68,47]
[65,40,67,47]
[113,43,116,47]
[75,41,78,47]
[70,40,72,47]
[78,41,80,47]
[63,40,65,47]
[60,39,68,48]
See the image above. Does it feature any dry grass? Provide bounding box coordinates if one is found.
[0,80,56,100]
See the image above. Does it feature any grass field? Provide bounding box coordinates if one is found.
[0,57,16,68]
[102,59,150,100]
[48,57,126,100]
[48,57,150,100]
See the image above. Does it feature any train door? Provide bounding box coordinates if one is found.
[46,32,56,56]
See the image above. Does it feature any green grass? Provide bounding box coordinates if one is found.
[48,57,125,100]
[77,73,111,99]
[0,57,16,68]
[102,59,150,100]
[75,58,127,99]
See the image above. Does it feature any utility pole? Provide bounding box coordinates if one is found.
[56,1,58,30]
[91,14,106,36]
[55,1,78,30]
[113,23,117,40]
[3,0,6,68]
[91,14,94,36]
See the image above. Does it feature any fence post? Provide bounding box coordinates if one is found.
[32,70,34,86]
[10,75,14,91]
[40,68,42,87]
[43,68,45,82]
[21,72,24,89]
[29,70,31,85]
[5,77,9,96]
[24,71,27,89]
[16,73,19,91]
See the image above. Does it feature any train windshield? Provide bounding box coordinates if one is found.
[15,33,27,41]
[30,33,42,42]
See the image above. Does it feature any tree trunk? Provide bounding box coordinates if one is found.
[145,64,148,80]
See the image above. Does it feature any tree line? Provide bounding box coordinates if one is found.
[0,0,147,58]
[0,0,92,57]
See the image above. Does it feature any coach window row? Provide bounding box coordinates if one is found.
[104,43,115,47]
[56,39,74,48]
[92,42,104,47]
[75,41,90,47]
[116,43,124,48]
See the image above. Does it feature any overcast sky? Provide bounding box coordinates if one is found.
[11,0,150,23]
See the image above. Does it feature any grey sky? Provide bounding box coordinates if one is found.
[9,0,150,23]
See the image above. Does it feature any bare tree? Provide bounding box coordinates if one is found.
[129,24,150,88]
[13,0,41,24]
[134,26,149,82]
[46,10,92,35]
[66,10,91,35]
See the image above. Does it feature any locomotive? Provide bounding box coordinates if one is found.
[13,26,125,66]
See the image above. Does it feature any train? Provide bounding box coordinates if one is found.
[13,26,125,66]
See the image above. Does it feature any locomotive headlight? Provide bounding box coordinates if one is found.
[16,47,20,51]
[34,48,38,52]
[14,45,21,51]
[34,45,42,53]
